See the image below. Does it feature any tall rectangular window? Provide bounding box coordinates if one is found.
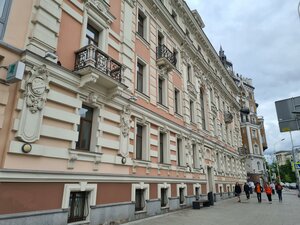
[76,105,94,151]
[161,188,168,207]
[187,64,191,82]
[137,10,146,38]
[179,188,185,204]
[174,89,180,114]
[177,138,182,166]
[171,10,177,21]
[173,48,178,67]
[0,0,12,40]
[84,24,99,46]
[159,132,164,164]
[158,77,163,104]
[192,144,197,168]
[135,189,145,211]
[136,124,143,160]
[68,192,88,223]
[137,62,144,93]
[190,100,194,122]
[200,89,206,130]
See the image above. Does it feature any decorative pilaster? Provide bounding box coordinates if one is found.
[17,65,50,142]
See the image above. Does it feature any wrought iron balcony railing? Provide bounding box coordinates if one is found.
[74,44,122,83]
[156,44,177,67]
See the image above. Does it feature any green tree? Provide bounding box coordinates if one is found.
[279,160,296,183]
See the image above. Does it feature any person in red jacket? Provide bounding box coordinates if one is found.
[264,182,272,204]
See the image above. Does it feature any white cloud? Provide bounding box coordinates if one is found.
[186,0,300,157]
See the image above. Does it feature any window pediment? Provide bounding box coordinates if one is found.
[86,0,115,24]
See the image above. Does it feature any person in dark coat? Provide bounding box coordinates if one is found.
[244,182,250,199]
[234,182,242,202]
[275,182,283,202]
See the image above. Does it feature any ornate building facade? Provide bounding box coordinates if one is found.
[219,48,268,182]
[0,0,246,224]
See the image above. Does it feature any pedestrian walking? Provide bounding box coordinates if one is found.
[244,182,250,199]
[248,181,254,194]
[255,182,262,203]
[264,182,272,204]
[275,182,283,202]
[234,182,242,202]
[270,182,275,195]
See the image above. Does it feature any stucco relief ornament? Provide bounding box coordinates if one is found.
[17,65,50,143]
[25,65,49,113]
[120,105,131,137]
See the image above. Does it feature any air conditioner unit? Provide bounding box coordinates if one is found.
[6,61,25,83]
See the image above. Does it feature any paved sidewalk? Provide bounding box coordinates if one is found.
[125,190,300,225]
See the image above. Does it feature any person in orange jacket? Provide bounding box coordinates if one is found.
[264,182,272,204]
[254,182,262,203]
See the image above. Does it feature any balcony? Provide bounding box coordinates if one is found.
[74,44,124,89]
[156,44,176,71]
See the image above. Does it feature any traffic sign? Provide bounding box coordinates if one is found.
[295,162,300,170]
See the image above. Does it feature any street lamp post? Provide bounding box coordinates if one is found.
[273,138,285,183]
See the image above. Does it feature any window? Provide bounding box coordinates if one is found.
[200,89,206,130]
[252,129,257,138]
[174,89,180,114]
[179,188,185,204]
[209,88,214,105]
[187,64,192,82]
[224,155,228,172]
[137,10,146,39]
[190,100,194,123]
[158,31,164,46]
[62,183,97,225]
[177,138,183,166]
[186,29,190,38]
[135,189,145,211]
[195,187,200,199]
[192,144,198,168]
[84,24,99,46]
[159,132,165,163]
[135,122,149,160]
[171,10,177,21]
[254,144,259,155]
[76,105,94,151]
[136,61,145,93]
[213,117,217,136]
[158,77,166,105]
[161,188,168,207]
[216,153,220,171]
[68,192,88,223]
[136,124,143,160]
[0,0,12,40]
[173,48,178,67]
[257,161,261,170]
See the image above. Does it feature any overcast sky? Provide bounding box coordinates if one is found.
[185,0,300,159]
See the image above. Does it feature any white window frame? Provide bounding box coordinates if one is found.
[135,119,150,161]
[75,104,100,153]
[158,75,168,106]
[159,129,170,164]
[132,182,149,212]
[158,183,171,208]
[81,8,109,51]
[177,183,187,205]
[136,57,149,96]
[177,137,184,166]
[0,0,12,40]
[136,7,149,42]
[193,183,201,197]
[62,182,97,224]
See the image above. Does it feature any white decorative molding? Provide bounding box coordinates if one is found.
[68,152,78,169]
[79,73,99,87]
[16,65,50,143]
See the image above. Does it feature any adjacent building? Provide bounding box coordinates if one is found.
[219,48,268,183]
[0,0,248,224]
